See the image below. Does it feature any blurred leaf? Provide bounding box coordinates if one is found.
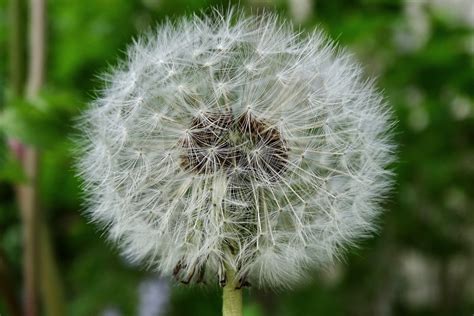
[0,90,80,148]
[243,302,264,316]
[0,150,25,182]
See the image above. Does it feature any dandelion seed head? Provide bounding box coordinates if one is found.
[76,9,395,289]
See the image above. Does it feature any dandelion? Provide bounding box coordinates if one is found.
[76,8,395,315]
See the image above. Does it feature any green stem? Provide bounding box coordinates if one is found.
[222,269,243,316]
[8,0,25,98]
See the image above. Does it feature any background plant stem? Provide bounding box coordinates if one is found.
[16,0,45,313]
[12,0,65,315]
[8,0,25,97]
[16,145,39,316]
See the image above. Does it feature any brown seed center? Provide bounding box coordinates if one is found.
[180,111,288,181]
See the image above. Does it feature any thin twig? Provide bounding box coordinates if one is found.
[18,0,47,314]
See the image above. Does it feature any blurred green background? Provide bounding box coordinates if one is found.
[0,0,473,315]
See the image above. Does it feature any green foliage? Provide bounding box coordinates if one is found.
[0,150,25,183]
[0,90,79,147]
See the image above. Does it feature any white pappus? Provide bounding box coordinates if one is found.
[76,9,395,289]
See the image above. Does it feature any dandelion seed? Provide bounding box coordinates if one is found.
[76,9,395,291]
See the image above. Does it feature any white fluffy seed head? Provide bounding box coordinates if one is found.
[76,9,395,289]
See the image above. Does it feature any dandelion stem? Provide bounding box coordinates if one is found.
[222,268,242,316]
